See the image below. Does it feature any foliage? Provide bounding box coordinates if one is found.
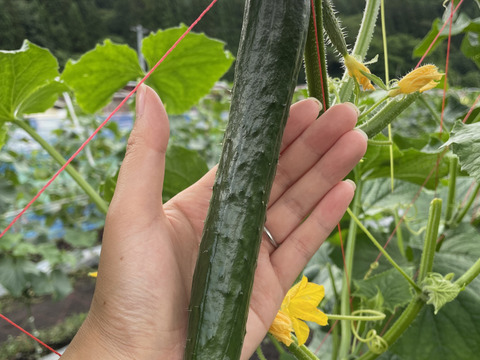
[0,1,479,360]
[0,24,232,328]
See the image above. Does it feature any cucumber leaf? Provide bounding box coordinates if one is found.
[353,268,414,313]
[0,256,39,297]
[362,135,450,189]
[142,25,234,114]
[413,14,476,58]
[61,39,144,113]
[0,40,62,122]
[384,223,480,360]
[444,120,480,182]
[163,145,209,201]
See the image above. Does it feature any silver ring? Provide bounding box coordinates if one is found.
[263,226,279,249]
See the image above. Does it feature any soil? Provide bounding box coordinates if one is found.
[0,278,95,344]
[0,278,281,359]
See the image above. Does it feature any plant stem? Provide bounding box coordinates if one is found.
[417,199,442,283]
[356,297,425,360]
[256,346,268,360]
[358,95,390,121]
[346,207,421,293]
[304,0,329,112]
[338,0,381,102]
[288,340,319,360]
[381,0,394,192]
[455,256,480,289]
[445,156,458,224]
[453,182,480,225]
[357,92,420,139]
[327,310,386,322]
[338,178,362,360]
[12,119,109,214]
[394,210,406,258]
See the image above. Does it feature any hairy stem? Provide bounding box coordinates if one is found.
[357,92,420,139]
[338,178,363,359]
[304,0,329,112]
[417,199,442,282]
[356,297,425,360]
[445,156,458,224]
[338,0,381,102]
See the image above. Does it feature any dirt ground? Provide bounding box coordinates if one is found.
[0,278,95,344]
[0,278,281,359]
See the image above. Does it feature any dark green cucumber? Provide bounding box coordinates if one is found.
[184,1,310,359]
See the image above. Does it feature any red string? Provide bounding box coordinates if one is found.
[310,0,328,109]
[462,93,480,124]
[0,313,62,356]
[0,0,218,241]
[315,319,339,354]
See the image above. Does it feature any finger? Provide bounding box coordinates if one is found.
[271,180,356,291]
[265,126,367,244]
[279,98,323,151]
[109,84,170,219]
[270,103,360,203]
[166,98,322,236]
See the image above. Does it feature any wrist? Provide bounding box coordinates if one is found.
[61,313,133,360]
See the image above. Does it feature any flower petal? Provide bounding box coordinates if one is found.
[291,317,310,346]
[269,310,294,346]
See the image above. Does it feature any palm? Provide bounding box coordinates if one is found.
[162,99,366,357]
[78,87,366,360]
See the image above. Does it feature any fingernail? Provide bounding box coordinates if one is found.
[307,97,323,112]
[136,83,147,119]
[354,128,369,141]
[345,179,356,191]
[345,102,360,116]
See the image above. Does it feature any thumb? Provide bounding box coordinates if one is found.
[110,84,170,216]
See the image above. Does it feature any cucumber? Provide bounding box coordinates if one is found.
[184,1,310,359]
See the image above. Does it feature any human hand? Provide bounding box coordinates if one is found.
[62,84,367,359]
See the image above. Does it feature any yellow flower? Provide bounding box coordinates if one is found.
[269,276,328,346]
[389,65,443,97]
[344,54,375,91]
[88,271,98,278]
[269,310,294,346]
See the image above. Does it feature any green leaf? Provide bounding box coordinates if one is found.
[359,69,388,90]
[421,272,461,314]
[142,25,234,114]
[0,256,39,297]
[386,223,480,360]
[353,268,414,313]
[61,39,144,113]
[444,121,480,182]
[363,135,450,189]
[163,145,209,201]
[17,80,69,115]
[461,32,480,68]
[413,14,475,58]
[63,228,98,248]
[0,40,60,122]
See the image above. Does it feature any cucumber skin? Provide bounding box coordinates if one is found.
[184,1,310,359]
